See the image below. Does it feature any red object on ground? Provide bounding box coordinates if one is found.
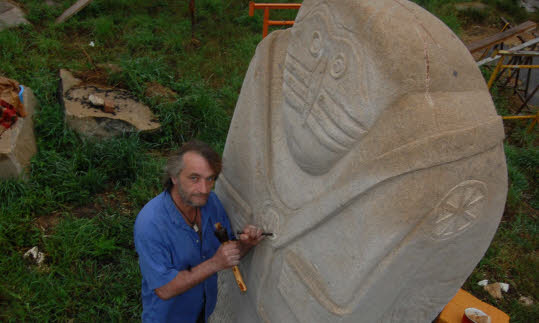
[0,99,18,130]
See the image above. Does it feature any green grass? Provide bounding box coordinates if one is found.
[0,0,537,321]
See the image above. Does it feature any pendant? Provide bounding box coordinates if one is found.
[193,223,199,233]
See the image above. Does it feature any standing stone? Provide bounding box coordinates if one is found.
[59,69,161,138]
[212,1,507,322]
[0,1,29,31]
[0,86,37,179]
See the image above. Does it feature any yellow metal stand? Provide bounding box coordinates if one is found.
[488,50,539,132]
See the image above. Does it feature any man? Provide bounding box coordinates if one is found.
[134,140,264,322]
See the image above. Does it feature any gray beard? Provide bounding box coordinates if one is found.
[177,185,208,207]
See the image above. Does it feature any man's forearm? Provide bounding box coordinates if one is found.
[154,258,220,300]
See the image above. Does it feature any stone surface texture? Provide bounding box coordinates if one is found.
[0,0,29,31]
[211,1,508,322]
[0,86,37,179]
[59,69,160,137]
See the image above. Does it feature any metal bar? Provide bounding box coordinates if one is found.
[477,37,539,66]
[498,50,539,56]
[527,112,539,132]
[249,1,255,16]
[514,56,522,94]
[501,56,519,88]
[499,65,539,69]
[488,56,505,89]
[267,20,295,26]
[502,115,537,119]
[250,2,302,38]
[262,7,269,38]
[517,85,539,113]
[525,56,533,102]
[251,3,302,10]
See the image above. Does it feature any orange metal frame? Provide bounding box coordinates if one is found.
[249,1,301,38]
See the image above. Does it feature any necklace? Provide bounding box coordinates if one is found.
[188,208,200,233]
[172,195,200,233]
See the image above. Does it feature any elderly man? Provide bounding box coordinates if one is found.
[134,140,264,322]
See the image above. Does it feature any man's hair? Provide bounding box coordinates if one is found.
[163,140,222,190]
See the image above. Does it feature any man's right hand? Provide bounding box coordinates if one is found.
[211,241,240,270]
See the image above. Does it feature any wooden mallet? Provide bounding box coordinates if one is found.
[214,222,247,292]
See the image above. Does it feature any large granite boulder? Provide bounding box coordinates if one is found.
[0,1,29,31]
[0,86,37,179]
[212,0,507,322]
[59,69,160,137]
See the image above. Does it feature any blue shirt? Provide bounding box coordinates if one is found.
[134,191,234,323]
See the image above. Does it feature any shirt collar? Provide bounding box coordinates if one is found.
[163,190,212,231]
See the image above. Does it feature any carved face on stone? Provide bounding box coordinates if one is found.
[282,4,375,175]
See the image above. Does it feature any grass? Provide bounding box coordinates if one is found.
[0,0,537,321]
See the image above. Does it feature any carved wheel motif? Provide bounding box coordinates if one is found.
[431,180,487,240]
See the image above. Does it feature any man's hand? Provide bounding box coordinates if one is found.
[211,241,241,270]
[237,225,264,258]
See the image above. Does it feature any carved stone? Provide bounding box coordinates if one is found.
[0,86,37,179]
[212,1,508,322]
[59,69,160,138]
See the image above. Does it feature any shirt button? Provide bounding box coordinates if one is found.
[202,256,206,259]
[196,240,199,243]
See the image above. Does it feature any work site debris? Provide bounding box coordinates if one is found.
[60,69,161,137]
[464,307,491,323]
[88,94,104,106]
[477,279,489,287]
[518,296,534,306]
[23,246,45,267]
[55,0,93,24]
[0,76,26,117]
[0,85,37,179]
[520,0,539,13]
[0,76,26,136]
[499,282,509,293]
[0,0,29,32]
[484,282,506,299]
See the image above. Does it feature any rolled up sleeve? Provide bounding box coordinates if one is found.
[135,228,179,291]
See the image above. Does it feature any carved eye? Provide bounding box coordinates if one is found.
[330,53,346,79]
[310,31,322,56]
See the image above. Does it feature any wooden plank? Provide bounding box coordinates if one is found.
[55,0,93,24]
[466,20,537,53]
[477,37,539,66]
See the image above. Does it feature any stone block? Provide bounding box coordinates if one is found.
[211,1,508,322]
[0,1,29,31]
[0,86,37,179]
[59,69,161,138]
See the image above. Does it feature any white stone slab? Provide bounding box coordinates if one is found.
[211,1,508,322]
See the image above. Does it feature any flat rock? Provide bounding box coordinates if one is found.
[0,0,30,31]
[0,86,37,179]
[59,69,160,137]
[484,283,503,299]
